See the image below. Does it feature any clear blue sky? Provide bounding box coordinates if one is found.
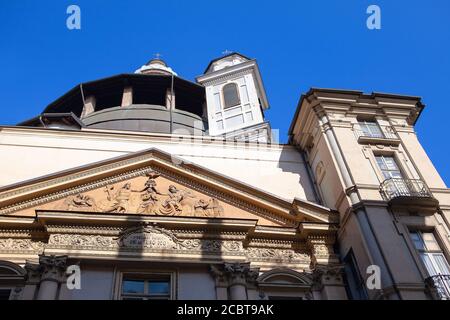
[0,1,449,185]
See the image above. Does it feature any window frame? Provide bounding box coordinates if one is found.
[375,154,404,180]
[409,231,450,277]
[343,249,368,300]
[358,119,384,138]
[221,82,241,110]
[114,270,176,300]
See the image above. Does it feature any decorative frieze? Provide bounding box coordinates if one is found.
[246,247,309,263]
[0,238,45,254]
[0,223,318,267]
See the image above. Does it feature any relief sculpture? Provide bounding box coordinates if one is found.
[63,193,96,212]
[60,171,224,217]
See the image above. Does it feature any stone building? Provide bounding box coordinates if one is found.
[0,53,449,300]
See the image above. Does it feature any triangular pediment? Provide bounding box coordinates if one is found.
[0,148,337,228]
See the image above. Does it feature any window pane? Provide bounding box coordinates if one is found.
[376,156,403,179]
[421,253,438,276]
[390,171,403,178]
[245,112,253,122]
[410,232,425,250]
[217,120,224,130]
[223,84,240,108]
[384,157,399,171]
[422,233,440,251]
[149,281,169,295]
[122,280,145,294]
[432,254,450,274]
[375,156,387,170]
[359,121,383,138]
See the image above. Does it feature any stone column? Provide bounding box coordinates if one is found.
[210,263,259,300]
[23,262,42,300]
[36,255,68,300]
[166,88,175,109]
[81,96,96,118]
[122,86,133,107]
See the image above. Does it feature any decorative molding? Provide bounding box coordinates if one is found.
[0,153,299,227]
[6,223,313,265]
[0,238,45,254]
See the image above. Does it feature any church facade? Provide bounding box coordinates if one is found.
[0,53,449,300]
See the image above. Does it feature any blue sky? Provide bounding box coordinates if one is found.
[0,1,449,185]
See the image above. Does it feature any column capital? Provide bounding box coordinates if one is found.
[24,262,42,284]
[224,262,259,286]
[210,263,259,287]
[312,264,345,287]
[39,255,68,282]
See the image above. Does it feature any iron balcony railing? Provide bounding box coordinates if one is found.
[380,178,433,201]
[353,123,398,140]
[425,274,450,300]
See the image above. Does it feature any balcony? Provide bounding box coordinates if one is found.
[425,275,450,300]
[353,123,400,145]
[380,178,438,210]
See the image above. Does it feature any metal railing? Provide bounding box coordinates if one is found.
[353,123,397,140]
[380,178,433,201]
[425,275,450,300]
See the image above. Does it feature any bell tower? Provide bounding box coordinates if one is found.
[197,52,271,142]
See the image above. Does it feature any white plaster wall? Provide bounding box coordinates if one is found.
[0,127,317,203]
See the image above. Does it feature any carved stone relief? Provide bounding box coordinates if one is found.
[59,171,224,218]
[38,223,310,264]
[0,238,45,253]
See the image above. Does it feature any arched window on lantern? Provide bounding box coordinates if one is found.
[222,83,240,109]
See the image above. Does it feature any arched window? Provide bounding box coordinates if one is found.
[0,261,26,300]
[257,268,314,300]
[222,83,240,109]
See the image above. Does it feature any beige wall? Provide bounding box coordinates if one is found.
[0,127,317,203]
[290,90,450,300]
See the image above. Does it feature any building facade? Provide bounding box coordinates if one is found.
[0,53,449,300]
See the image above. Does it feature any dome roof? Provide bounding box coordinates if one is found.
[135,58,177,76]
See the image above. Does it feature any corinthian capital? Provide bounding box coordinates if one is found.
[211,263,259,287]
[39,255,68,282]
[312,264,345,287]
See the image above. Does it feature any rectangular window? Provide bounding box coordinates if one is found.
[358,120,384,138]
[410,231,450,276]
[375,155,403,180]
[120,274,171,300]
[343,250,368,300]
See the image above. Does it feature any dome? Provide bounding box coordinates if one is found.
[135,58,178,76]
